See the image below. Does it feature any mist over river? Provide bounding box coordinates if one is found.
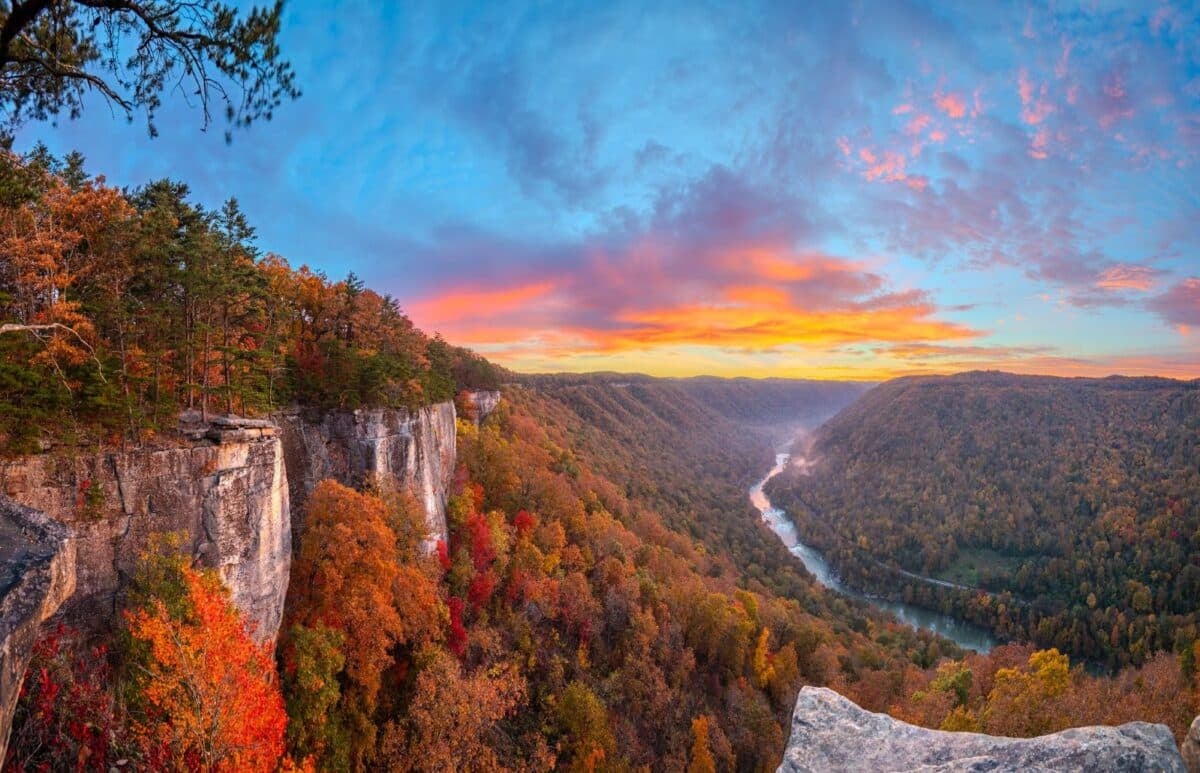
[750,449,997,653]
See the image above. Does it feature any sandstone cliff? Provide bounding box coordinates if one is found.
[275,402,459,548]
[778,686,1187,772]
[0,497,74,762]
[0,422,290,643]
[468,389,502,424]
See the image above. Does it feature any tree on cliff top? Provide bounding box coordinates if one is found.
[0,0,300,142]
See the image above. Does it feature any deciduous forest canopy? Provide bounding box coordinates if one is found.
[767,372,1200,670]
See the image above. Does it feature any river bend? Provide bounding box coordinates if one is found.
[751,449,997,653]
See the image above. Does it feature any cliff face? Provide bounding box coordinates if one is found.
[275,402,458,548]
[0,425,291,643]
[468,390,502,424]
[779,687,1187,772]
[0,397,475,757]
[0,497,74,763]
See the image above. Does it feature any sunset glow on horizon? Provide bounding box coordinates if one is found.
[28,1,1200,380]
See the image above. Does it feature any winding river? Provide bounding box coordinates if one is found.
[751,448,997,653]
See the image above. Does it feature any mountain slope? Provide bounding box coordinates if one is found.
[766,371,1200,669]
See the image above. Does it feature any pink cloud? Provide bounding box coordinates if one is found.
[971,87,985,118]
[1095,264,1159,291]
[1018,69,1055,125]
[1150,5,1178,35]
[1098,70,1134,128]
[905,113,932,135]
[1055,38,1074,79]
[862,150,909,183]
[934,91,967,119]
[1030,127,1050,159]
[892,103,914,115]
[1148,277,1200,327]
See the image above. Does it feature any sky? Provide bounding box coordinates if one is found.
[20,0,1200,380]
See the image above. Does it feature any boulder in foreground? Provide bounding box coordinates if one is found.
[779,686,1185,772]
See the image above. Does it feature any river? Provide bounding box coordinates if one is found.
[750,449,997,653]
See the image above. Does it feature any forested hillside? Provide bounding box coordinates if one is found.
[8,322,1199,768]
[766,371,1200,670]
[515,376,862,600]
[522,374,868,444]
[0,148,500,455]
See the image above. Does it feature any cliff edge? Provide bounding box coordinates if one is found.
[0,497,74,762]
[779,686,1187,772]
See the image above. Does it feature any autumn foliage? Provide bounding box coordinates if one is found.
[124,564,286,771]
[0,148,501,455]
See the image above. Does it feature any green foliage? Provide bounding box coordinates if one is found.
[0,0,299,141]
[280,624,349,770]
[555,681,616,771]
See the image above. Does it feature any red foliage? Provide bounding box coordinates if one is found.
[468,513,496,572]
[4,623,118,772]
[513,509,535,537]
[506,567,528,607]
[452,463,470,495]
[446,597,468,658]
[436,539,452,571]
[468,570,497,612]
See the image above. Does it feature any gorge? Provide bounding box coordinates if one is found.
[750,444,997,653]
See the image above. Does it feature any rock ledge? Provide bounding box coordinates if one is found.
[778,686,1185,772]
[1,496,74,762]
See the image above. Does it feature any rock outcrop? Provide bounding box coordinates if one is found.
[0,497,74,762]
[778,686,1186,772]
[0,422,290,644]
[1183,715,1200,773]
[468,390,502,424]
[275,402,458,548]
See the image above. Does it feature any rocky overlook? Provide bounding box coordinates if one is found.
[779,686,1190,772]
[0,498,74,763]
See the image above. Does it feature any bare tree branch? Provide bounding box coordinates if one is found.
[0,321,107,382]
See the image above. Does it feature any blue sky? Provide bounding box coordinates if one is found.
[20,0,1200,378]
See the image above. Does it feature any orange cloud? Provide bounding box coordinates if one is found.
[406,246,982,379]
[407,280,558,326]
[1095,264,1158,291]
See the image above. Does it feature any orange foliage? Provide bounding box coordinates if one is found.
[288,479,404,709]
[125,565,285,771]
[380,649,525,772]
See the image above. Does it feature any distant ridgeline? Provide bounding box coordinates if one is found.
[765,371,1200,671]
[520,373,870,444]
[0,149,503,456]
